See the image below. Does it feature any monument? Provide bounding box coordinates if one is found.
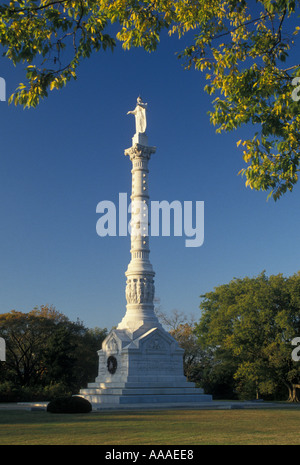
[79,98,212,406]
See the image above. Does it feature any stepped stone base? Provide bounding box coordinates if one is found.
[80,387,212,405]
[79,324,212,407]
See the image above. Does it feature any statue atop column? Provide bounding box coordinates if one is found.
[127,97,148,145]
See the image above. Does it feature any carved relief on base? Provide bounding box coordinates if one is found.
[145,335,167,352]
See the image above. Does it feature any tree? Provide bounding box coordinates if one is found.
[0,307,62,386]
[155,307,193,331]
[0,305,107,395]
[155,308,207,384]
[0,1,299,199]
[72,326,108,389]
[195,271,300,401]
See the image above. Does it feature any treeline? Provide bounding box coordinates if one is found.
[1,271,300,402]
[0,305,107,402]
[170,271,300,402]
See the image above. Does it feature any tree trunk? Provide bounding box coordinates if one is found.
[283,381,294,402]
[292,384,300,402]
[284,381,300,402]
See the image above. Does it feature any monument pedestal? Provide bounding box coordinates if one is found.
[80,325,212,405]
[79,98,212,407]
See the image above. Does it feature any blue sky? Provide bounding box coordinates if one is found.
[0,30,299,331]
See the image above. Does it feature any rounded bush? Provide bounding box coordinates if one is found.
[46,395,92,413]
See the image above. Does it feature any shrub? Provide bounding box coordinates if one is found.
[0,382,73,403]
[43,383,72,400]
[46,395,92,413]
[0,381,20,402]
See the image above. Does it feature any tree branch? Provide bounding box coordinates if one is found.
[5,0,69,14]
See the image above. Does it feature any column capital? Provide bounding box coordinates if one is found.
[125,143,156,161]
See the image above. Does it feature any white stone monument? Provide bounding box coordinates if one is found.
[79,98,212,406]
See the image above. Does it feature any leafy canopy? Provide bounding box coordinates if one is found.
[0,305,107,390]
[0,0,300,199]
[196,271,300,400]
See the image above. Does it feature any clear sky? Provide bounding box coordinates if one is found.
[0,30,299,331]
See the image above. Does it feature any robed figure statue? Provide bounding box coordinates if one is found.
[127,96,147,134]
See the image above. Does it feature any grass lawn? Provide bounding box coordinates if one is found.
[0,407,300,445]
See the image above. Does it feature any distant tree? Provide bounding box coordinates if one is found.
[0,306,61,386]
[0,305,107,393]
[0,1,299,199]
[155,308,194,331]
[196,271,300,401]
[156,308,207,384]
[72,326,108,389]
